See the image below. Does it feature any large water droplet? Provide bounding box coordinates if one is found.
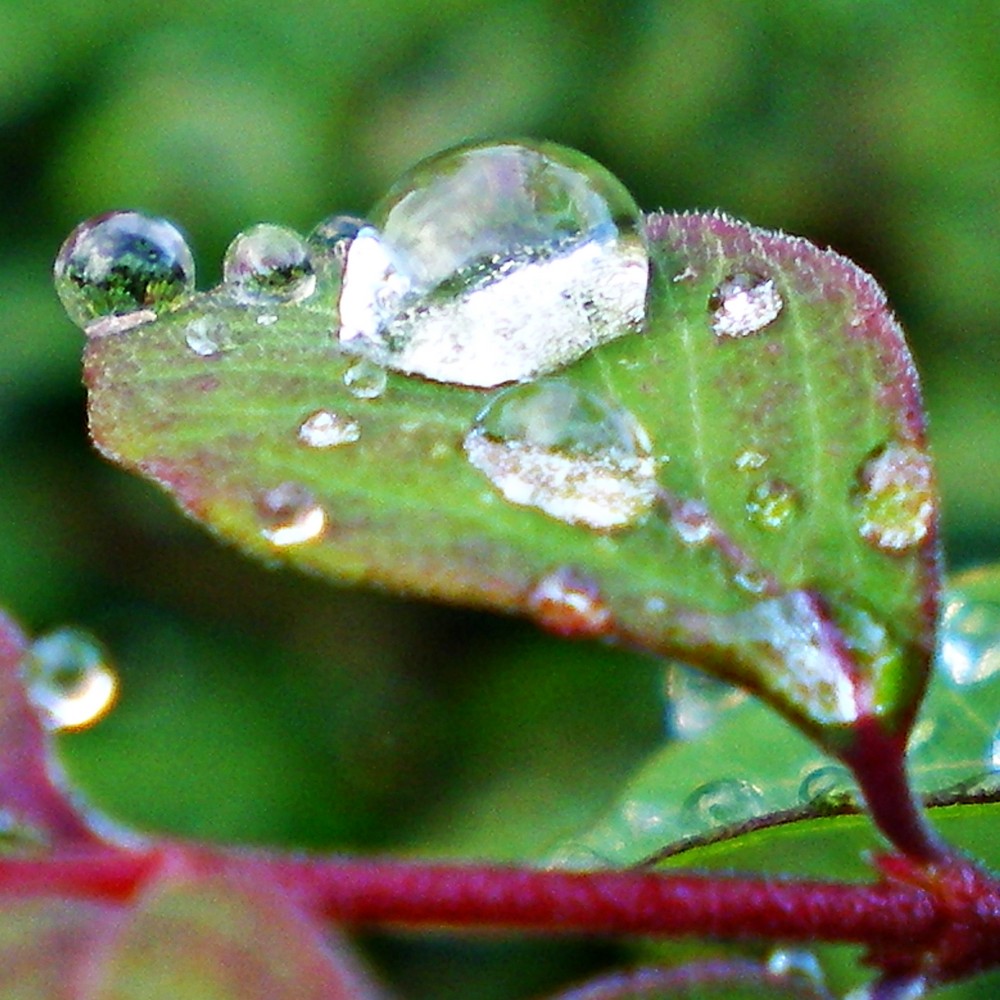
[938,592,1000,686]
[223,224,316,305]
[527,567,613,637]
[337,140,649,387]
[22,628,118,732]
[682,778,765,830]
[708,271,783,338]
[257,483,327,546]
[297,410,360,449]
[746,479,800,530]
[54,211,194,335]
[463,380,658,530]
[854,442,934,553]
[343,359,388,400]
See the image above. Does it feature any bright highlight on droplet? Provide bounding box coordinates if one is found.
[23,628,118,732]
[257,483,328,546]
[682,777,765,831]
[53,211,195,336]
[464,380,658,530]
[527,567,613,637]
[709,270,784,338]
[854,442,934,553]
[337,139,650,387]
[938,591,1000,686]
[297,410,361,449]
[223,224,316,305]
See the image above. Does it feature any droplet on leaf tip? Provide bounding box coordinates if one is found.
[223,223,316,305]
[22,628,118,732]
[297,410,361,449]
[708,271,783,339]
[527,567,613,637]
[463,380,658,531]
[854,442,934,554]
[54,211,195,335]
[257,483,327,547]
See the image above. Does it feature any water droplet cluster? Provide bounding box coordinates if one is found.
[463,380,658,530]
[22,628,118,732]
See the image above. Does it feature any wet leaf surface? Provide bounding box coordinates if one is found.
[83,210,938,756]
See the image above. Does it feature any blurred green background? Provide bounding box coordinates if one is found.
[1,1,998,996]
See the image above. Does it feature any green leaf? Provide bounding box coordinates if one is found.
[82,210,937,755]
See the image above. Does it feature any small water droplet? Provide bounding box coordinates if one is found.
[708,271,783,338]
[337,140,649,387]
[463,380,658,530]
[343,359,388,399]
[682,778,765,830]
[938,592,1000,686]
[308,214,370,260]
[622,799,666,837]
[223,224,316,305]
[797,764,855,806]
[854,442,934,553]
[22,628,118,732]
[54,211,195,335]
[184,316,232,357]
[734,448,768,471]
[765,950,826,993]
[527,567,613,637]
[257,483,327,546]
[672,498,713,546]
[666,664,746,740]
[297,410,361,449]
[746,479,800,531]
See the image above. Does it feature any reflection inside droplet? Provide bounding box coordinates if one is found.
[343,359,388,400]
[682,778,766,830]
[854,442,934,554]
[223,224,316,305]
[22,628,118,732]
[708,271,783,338]
[463,380,658,530]
[257,483,328,546]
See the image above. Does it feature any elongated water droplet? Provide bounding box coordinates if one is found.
[854,442,934,553]
[223,224,316,305]
[338,140,649,387]
[463,380,658,530]
[54,211,194,335]
[22,628,118,732]
[938,591,1000,686]
[682,778,765,830]
[343,359,388,400]
[797,764,855,806]
[297,410,360,448]
[709,271,783,338]
[257,483,327,546]
[746,479,800,531]
[734,447,768,471]
[666,664,746,740]
[527,567,613,637]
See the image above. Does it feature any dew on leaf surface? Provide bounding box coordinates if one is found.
[853,442,934,553]
[223,223,316,305]
[734,447,769,471]
[797,764,855,806]
[745,479,800,531]
[297,410,361,449]
[184,316,232,357]
[337,139,649,387]
[257,483,327,547]
[526,567,613,637]
[708,270,783,338]
[665,664,746,740]
[682,778,766,830]
[22,628,118,732]
[671,498,713,546]
[54,211,194,335]
[343,358,388,400]
[463,380,658,530]
[938,591,1000,686]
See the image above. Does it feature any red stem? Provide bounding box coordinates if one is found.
[0,847,941,946]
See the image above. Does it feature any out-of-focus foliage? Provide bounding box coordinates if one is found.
[0,3,997,998]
